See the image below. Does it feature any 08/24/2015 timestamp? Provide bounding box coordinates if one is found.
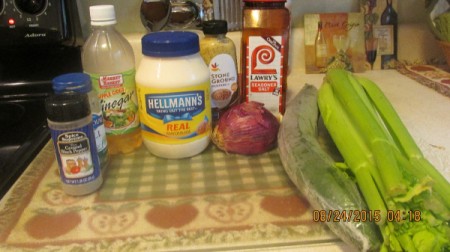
[313,209,422,223]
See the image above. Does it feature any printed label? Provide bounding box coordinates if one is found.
[88,69,140,136]
[245,36,285,116]
[209,54,238,109]
[99,74,124,89]
[92,113,107,152]
[136,82,211,144]
[316,43,328,57]
[50,125,101,185]
[92,113,108,167]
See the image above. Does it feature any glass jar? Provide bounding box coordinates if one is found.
[52,72,109,173]
[45,93,103,196]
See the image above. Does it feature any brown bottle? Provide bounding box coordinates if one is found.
[241,0,290,120]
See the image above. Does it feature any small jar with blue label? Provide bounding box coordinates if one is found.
[45,93,103,196]
[52,73,109,173]
[136,31,211,159]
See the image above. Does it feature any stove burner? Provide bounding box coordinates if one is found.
[0,103,26,128]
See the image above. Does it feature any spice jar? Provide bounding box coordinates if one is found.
[52,73,109,173]
[45,93,103,196]
[241,0,291,120]
[136,31,211,159]
[200,20,239,126]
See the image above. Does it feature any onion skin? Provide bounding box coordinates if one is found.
[212,101,280,155]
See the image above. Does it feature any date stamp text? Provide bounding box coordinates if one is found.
[312,209,422,223]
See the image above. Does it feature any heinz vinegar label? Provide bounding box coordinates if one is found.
[245,36,286,118]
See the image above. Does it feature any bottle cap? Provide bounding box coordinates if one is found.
[52,73,92,94]
[202,20,228,35]
[141,31,200,57]
[89,5,117,26]
[45,93,91,122]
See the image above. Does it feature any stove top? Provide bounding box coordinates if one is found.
[0,0,84,198]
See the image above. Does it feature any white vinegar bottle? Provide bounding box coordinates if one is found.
[82,5,142,155]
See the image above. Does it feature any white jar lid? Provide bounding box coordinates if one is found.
[89,5,117,26]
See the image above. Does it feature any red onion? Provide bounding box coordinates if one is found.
[211,101,280,155]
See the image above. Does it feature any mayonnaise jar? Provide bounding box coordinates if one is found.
[136,31,211,159]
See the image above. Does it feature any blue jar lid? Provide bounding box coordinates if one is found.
[52,73,92,94]
[141,31,200,57]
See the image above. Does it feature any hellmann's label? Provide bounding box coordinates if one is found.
[245,35,285,118]
[88,69,140,136]
[136,82,211,144]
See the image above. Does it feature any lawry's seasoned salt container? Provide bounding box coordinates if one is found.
[136,31,211,159]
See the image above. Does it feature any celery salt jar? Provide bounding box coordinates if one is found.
[136,31,211,159]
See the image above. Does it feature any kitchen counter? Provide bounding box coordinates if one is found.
[0,64,449,251]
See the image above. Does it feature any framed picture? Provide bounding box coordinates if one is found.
[360,0,398,69]
[304,13,366,73]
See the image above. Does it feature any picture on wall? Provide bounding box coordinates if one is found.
[304,13,366,74]
[360,0,398,69]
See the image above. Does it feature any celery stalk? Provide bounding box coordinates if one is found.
[355,76,421,158]
[318,82,387,222]
[357,76,450,209]
[318,69,450,251]
[325,69,407,197]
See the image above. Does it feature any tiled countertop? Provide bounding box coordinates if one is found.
[1,65,449,251]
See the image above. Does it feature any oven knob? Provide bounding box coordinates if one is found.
[15,0,47,15]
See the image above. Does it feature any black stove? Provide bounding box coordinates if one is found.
[0,0,83,198]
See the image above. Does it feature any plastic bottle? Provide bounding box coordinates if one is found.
[241,0,290,120]
[200,20,239,126]
[82,5,142,155]
[136,31,211,159]
[45,93,103,196]
[52,73,109,173]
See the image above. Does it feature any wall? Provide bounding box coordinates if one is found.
[76,0,444,65]
[77,0,430,35]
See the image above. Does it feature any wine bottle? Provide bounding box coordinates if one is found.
[380,0,398,69]
[315,21,328,68]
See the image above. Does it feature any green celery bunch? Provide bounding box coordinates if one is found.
[317,69,450,252]
[434,12,450,42]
